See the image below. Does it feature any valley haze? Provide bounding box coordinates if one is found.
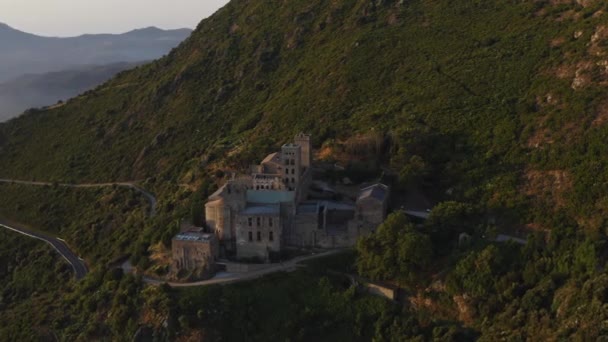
[0,23,192,121]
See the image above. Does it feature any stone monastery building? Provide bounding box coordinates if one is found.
[202,133,389,261]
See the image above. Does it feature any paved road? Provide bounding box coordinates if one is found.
[0,179,158,280]
[0,179,157,217]
[143,249,346,288]
[0,221,87,279]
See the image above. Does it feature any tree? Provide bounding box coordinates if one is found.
[425,201,476,248]
[357,212,433,285]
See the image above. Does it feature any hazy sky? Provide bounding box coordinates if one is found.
[1,0,230,37]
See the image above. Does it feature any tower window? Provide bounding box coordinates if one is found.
[257,231,262,242]
[248,231,253,242]
[269,231,274,241]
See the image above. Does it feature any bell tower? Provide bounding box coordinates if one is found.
[294,132,312,169]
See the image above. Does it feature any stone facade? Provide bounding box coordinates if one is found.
[287,185,389,249]
[196,133,390,262]
[172,231,219,279]
[204,133,312,259]
[235,205,282,260]
[294,133,312,169]
[356,184,390,230]
[204,179,248,253]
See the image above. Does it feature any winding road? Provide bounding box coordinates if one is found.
[0,220,88,279]
[0,179,158,280]
[0,179,346,287]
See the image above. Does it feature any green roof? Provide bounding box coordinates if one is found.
[246,190,295,204]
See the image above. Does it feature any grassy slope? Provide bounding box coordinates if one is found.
[1,0,607,235]
[0,230,71,341]
[0,184,149,264]
[1,0,607,233]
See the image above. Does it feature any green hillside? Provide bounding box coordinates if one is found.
[1,0,608,340]
[2,0,608,231]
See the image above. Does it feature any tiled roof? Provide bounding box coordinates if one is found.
[208,184,226,200]
[358,184,389,202]
[261,152,281,164]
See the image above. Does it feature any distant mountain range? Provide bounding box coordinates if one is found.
[0,23,191,121]
[0,23,191,82]
[0,62,145,122]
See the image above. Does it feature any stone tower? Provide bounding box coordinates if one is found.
[281,143,302,191]
[204,180,247,252]
[294,132,312,169]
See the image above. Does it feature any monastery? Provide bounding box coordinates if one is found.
[172,133,389,276]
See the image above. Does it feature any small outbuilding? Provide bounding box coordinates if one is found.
[172,231,219,279]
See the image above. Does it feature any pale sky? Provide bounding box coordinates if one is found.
[0,0,230,37]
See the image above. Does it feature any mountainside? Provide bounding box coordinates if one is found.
[2,0,608,232]
[0,23,191,82]
[0,62,144,121]
[1,0,608,340]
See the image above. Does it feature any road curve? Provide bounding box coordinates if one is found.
[0,179,158,280]
[0,221,87,280]
[143,249,346,288]
[0,179,157,218]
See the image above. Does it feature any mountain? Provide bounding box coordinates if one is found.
[0,23,192,82]
[1,0,608,339]
[0,62,145,121]
[2,0,607,229]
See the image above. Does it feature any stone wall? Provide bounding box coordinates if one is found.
[356,198,387,228]
[236,213,282,260]
[290,211,318,247]
[172,238,219,279]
